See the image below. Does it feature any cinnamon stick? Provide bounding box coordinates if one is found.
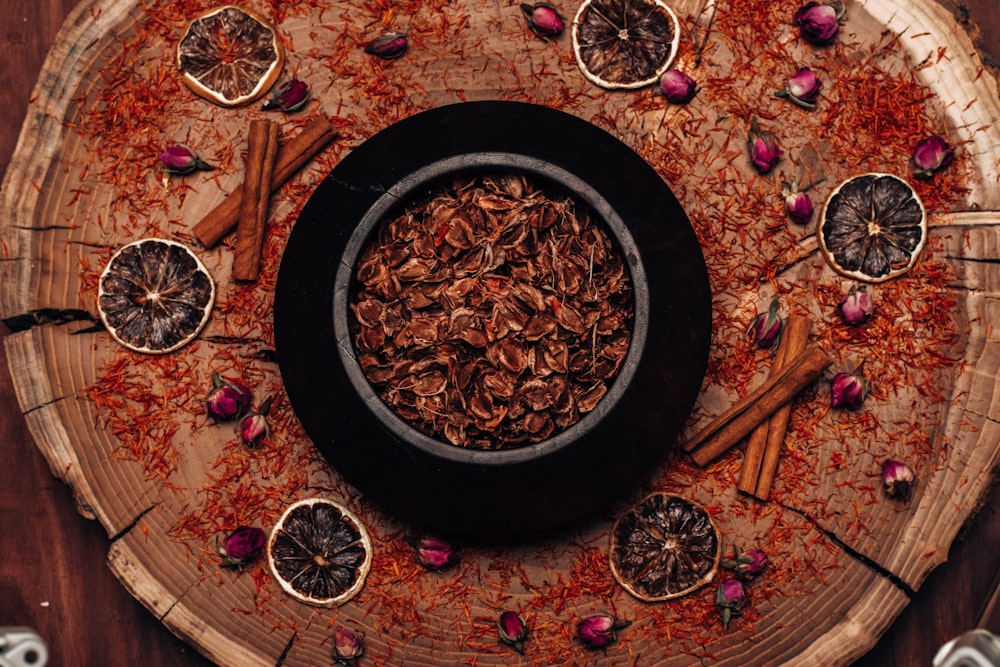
[192,116,338,248]
[685,343,832,467]
[738,314,811,497]
[233,119,279,282]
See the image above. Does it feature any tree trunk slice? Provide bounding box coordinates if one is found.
[2,1,999,665]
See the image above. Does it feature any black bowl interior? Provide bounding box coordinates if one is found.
[274,101,711,536]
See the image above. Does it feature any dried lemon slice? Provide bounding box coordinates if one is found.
[572,0,680,89]
[609,493,721,602]
[177,6,284,107]
[267,498,372,607]
[818,173,927,283]
[98,238,215,354]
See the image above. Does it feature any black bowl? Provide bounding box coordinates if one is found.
[274,101,711,536]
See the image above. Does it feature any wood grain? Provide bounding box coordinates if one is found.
[0,1,998,666]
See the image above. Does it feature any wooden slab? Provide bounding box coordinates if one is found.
[2,0,999,665]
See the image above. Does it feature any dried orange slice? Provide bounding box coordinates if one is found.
[267,498,372,607]
[177,6,284,107]
[98,238,215,354]
[609,493,720,602]
[572,0,680,89]
[818,173,927,283]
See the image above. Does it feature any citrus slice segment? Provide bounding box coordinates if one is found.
[609,493,721,602]
[572,0,680,89]
[97,238,215,354]
[267,498,373,607]
[818,173,927,283]
[177,6,284,107]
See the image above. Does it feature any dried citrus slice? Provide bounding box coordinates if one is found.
[609,493,720,602]
[818,173,927,283]
[177,6,284,107]
[267,498,372,607]
[98,238,215,354]
[572,0,680,89]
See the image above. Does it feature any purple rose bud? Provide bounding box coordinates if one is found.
[237,397,272,448]
[748,119,783,174]
[793,2,844,46]
[659,69,698,104]
[333,626,364,665]
[407,535,458,570]
[716,578,748,627]
[776,67,822,109]
[836,285,874,326]
[206,371,253,422]
[521,3,564,39]
[364,31,408,59]
[785,190,814,224]
[723,547,769,580]
[262,79,309,112]
[498,611,528,654]
[912,135,955,180]
[831,371,866,410]
[749,297,783,349]
[159,144,214,175]
[576,613,630,649]
[220,526,266,567]
[882,459,916,502]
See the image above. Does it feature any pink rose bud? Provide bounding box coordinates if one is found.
[723,547,769,580]
[831,371,866,410]
[659,69,698,104]
[333,626,364,665]
[776,67,822,109]
[238,397,272,448]
[793,2,844,46]
[912,135,955,179]
[576,613,630,649]
[716,578,748,627]
[262,79,309,112]
[206,371,253,422]
[159,144,214,175]
[498,611,528,654]
[748,118,783,174]
[220,526,266,568]
[882,459,916,502]
[749,297,783,348]
[521,3,564,40]
[364,31,408,59]
[407,535,458,570]
[836,285,874,326]
[784,190,814,224]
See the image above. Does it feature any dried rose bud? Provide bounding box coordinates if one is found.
[882,459,916,502]
[576,613,630,649]
[521,2,565,40]
[407,535,458,570]
[836,285,874,326]
[785,190,813,224]
[238,397,272,448]
[364,30,408,59]
[206,371,253,422]
[219,526,265,568]
[793,1,845,46]
[159,144,214,175]
[831,370,866,411]
[262,78,309,112]
[748,118,783,174]
[775,67,822,109]
[749,297,783,349]
[333,626,364,665]
[723,547,769,581]
[912,135,955,180]
[498,611,528,654]
[659,69,698,104]
[716,577,748,628]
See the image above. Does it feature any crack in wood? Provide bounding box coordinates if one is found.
[779,501,917,598]
[109,504,157,543]
[3,307,102,333]
[274,633,297,667]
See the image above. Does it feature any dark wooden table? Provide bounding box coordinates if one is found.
[1,2,998,665]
